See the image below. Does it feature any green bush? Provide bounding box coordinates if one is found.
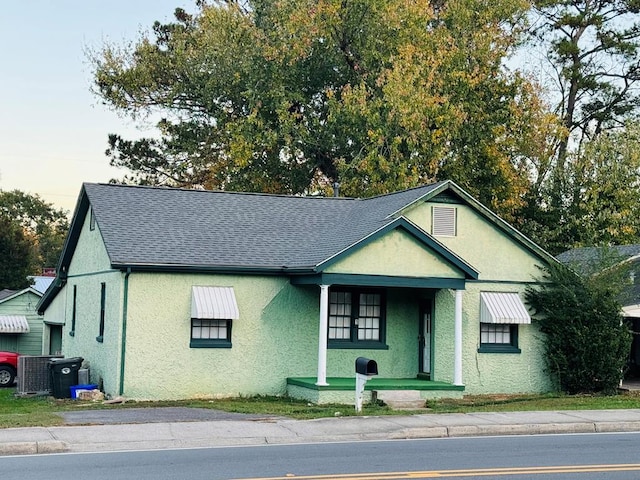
[526,262,632,394]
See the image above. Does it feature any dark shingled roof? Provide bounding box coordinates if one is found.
[37,180,559,315]
[84,182,445,270]
[0,289,17,302]
[557,245,640,275]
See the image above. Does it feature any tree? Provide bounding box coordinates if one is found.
[0,215,39,290]
[525,260,632,394]
[0,190,69,270]
[521,123,640,254]
[530,0,640,164]
[91,0,554,221]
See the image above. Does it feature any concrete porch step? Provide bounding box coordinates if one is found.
[373,390,426,409]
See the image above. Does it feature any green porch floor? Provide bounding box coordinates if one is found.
[287,377,465,391]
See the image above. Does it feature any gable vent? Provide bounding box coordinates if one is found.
[432,206,457,236]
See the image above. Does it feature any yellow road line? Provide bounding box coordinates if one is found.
[235,463,640,479]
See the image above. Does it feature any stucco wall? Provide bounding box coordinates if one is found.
[49,208,123,393]
[122,273,317,399]
[325,229,463,279]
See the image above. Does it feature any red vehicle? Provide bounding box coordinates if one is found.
[0,351,19,387]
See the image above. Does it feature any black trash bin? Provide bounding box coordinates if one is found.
[49,357,83,399]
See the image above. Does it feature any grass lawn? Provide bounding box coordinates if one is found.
[1,387,640,429]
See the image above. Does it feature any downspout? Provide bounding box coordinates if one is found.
[119,268,131,396]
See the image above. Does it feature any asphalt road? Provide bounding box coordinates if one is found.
[2,432,640,479]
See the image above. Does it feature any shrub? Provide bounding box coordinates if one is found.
[525,262,632,394]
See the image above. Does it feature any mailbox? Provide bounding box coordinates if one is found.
[354,357,378,413]
[355,357,378,376]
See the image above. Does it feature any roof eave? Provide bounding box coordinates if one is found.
[111,262,317,275]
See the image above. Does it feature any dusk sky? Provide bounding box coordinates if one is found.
[0,1,192,213]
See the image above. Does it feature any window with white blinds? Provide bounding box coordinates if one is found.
[432,206,457,236]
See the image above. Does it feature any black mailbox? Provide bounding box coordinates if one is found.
[355,357,378,376]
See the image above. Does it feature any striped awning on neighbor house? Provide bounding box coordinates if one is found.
[191,286,240,319]
[480,292,531,324]
[0,315,30,333]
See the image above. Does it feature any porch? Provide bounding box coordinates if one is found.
[286,377,465,406]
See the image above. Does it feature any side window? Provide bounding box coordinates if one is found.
[479,323,520,353]
[477,292,529,354]
[89,207,96,231]
[69,285,77,336]
[97,282,105,343]
[189,286,238,348]
[190,319,232,348]
[328,288,387,349]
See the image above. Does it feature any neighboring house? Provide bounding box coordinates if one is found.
[0,275,57,355]
[37,181,557,402]
[557,245,640,378]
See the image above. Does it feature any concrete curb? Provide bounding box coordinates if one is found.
[0,440,67,456]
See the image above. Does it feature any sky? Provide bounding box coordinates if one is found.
[0,1,193,213]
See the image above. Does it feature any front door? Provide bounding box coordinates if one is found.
[419,300,432,377]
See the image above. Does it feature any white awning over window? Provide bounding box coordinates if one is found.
[191,286,239,319]
[480,292,531,324]
[0,315,30,333]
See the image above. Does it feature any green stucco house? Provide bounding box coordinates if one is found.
[37,180,557,402]
[1,276,58,356]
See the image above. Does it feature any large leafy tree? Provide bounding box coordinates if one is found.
[91,0,553,221]
[0,190,69,269]
[0,215,39,290]
[522,123,640,254]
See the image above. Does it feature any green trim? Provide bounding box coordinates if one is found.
[189,340,232,348]
[470,279,542,286]
[431,192,464,204]
[291,273,466,289]
[477,345,521,354]
[315,217,478,279]
[329,342,389,350]
[119,269,130,396]
[112,264,291,275]
[67,270,120,279]
[287,377,465,391]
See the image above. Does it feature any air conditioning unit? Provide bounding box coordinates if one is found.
[16,355,63,395]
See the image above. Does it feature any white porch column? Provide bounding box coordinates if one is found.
[454,289,464,386]
[316,284,330,386]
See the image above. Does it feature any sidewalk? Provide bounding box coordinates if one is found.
[3,408,640,456]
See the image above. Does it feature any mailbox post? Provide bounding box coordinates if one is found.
[354,357,378,413]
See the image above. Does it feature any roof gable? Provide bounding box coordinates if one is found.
[319,217,478,279]
[392,181,557,266]
[0,287,42,305]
